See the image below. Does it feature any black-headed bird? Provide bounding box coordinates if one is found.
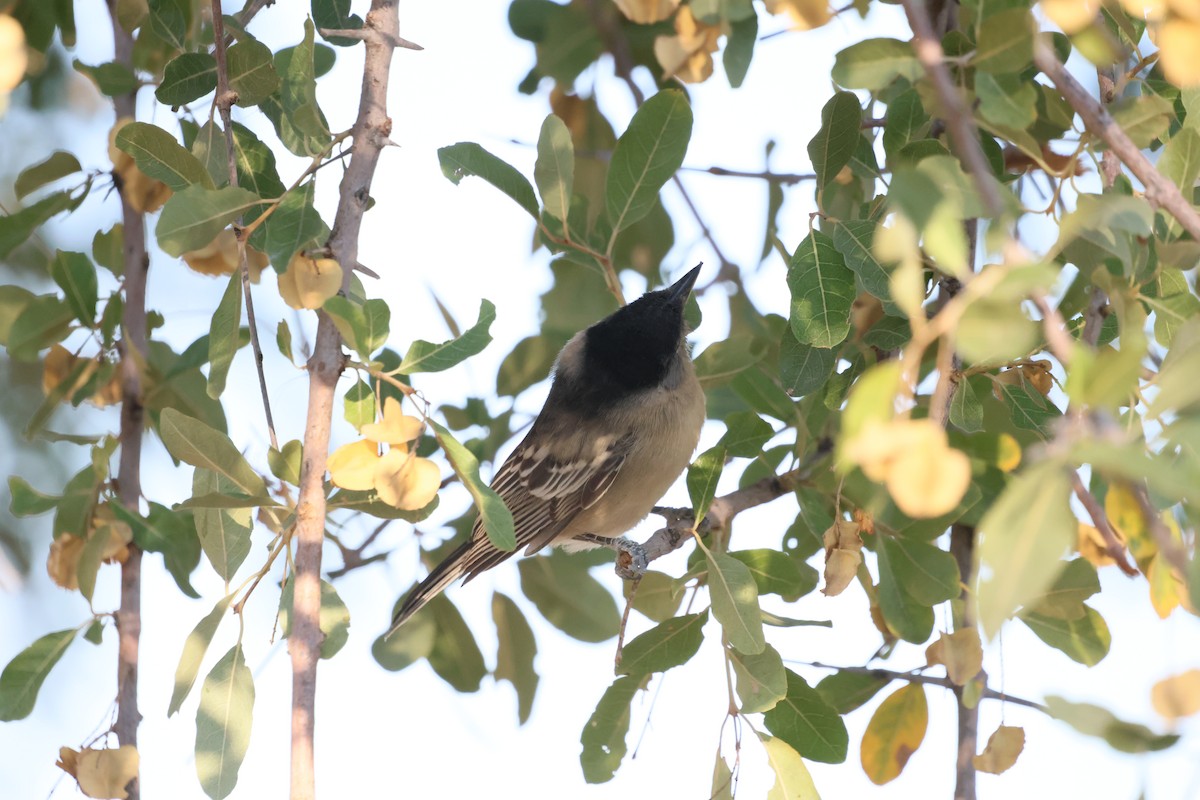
[387,264,706,634]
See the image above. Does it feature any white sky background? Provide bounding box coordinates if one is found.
[2,1,1200,798]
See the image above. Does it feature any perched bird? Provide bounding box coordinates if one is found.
[388,264,706,634]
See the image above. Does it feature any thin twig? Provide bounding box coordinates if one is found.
[289,1,405,797]
[898,0,1004,218]
[326,519,394,579]
[1033,39,1200,240]
[318,27,423,49]
[798,662,1048,713]
[679,165,817,184]
[1130,482,1190,578]
[105,2,148,796]
[211,0,280,452]
[1070,472,1138,577]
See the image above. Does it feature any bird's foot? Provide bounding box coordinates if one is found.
[573,533,649,580]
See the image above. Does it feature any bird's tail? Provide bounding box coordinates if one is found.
[384,534,516,638]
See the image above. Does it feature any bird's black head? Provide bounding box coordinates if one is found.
[584,264,701,392]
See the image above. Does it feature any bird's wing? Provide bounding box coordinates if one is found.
[459,430,634,581]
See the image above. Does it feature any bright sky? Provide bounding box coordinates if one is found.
[1,1,1199,799]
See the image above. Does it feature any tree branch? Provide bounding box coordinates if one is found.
[1070,472,1139,577]
[211,0,280,452]
[289,2,404,797]
[105,2,147,797]
[949,523,978,800]
[898,0,1004,218]
[1033,39,1200,240]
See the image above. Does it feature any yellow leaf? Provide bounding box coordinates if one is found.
[1168,0,1200,22]
[1147,552,1182,618]
[851,293,884,339]
[653,6,722,83]
[327,438,380,491]
[885,443,971,519]
[279,253,342,310]
[359,396,423,444]
[1040,0,1100,33]
[43,344,98,398]
[613,0,680,24]
[0,14,28,93]
[1119,0,1166,18]
[845,419,944,482]
[1151,669,1200,720]
[860,683,928,785]
[373,449,441,511]
[62,745,139,800]
[925,629,983,685]
[995,433,1022,473]
[92,504,133,563]
[1159,17,1200,87]
[759,734,821,800]
[764,0,832,30]
[973,725,1024,774]
[1076,522,1121,568]
[822,521,863,597]
[1104,482,1152,561]
[183,229,268,282]
[47,534,85,590]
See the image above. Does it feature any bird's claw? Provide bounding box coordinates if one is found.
[612,536,648,581]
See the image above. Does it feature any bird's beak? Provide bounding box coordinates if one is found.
[668,263,702,303]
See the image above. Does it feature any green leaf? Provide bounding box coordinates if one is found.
[113,502,201,598]
[730,643,787,713]
[617,611,707,676]
[816,670,890,714]
[976,72,1037,130]
[780,330,836,397]
[808,92,862,189]
[883,89,929,156]
[72,59,138,96]
[977,463,1074,638]
[206,272,242,399]
[580,675,646,784]
[724,12,757,88]
[76,526,112,602]
[687,445,726,522]
[956,299,1039,366]
[0,191,73,259]
[759,733,821,800]
[48,250,98,325]
[881,537,961,605]
[7,294,73,362]
[263,22,331,156]
[262,181,328,270]
[876,541,935,644]
[519,550,620,642]
[52,465,100,540]
[832,219,896,313]
[1021,605,1111,666]
[343,380,375,429]
[93,224,125,276]
[313,0,363,45]
[0,628,76,721]
[157,52,219,106]
[606,90,693,234]
[372,602,436,671]
[492,592,539,724]
[534,114,574,223]
[623,570,684,622]
[169,595,233,716]
[832,38,922,91]
[267,440,303,486]
[719,411,774,458]
[972,8,1033,73]
[195,645,255,800]
[729,549,817,601]
[430,420,515,551]
[191,469,253,581]
[8,476,59,516]
[707,551,765,655]
[159,407,266,496]
[426,594,487,692]
[277,579,352,659]
[15,151,82,199]
[994,380,1060,436]
[949,374,985,433]
[275,320,295,364]
[227,37,279,107]
[1045,695,1179,753]
[763,669,849,764]
[323,296,390,361]
[1110,95,1173,148]
[788,230,855,349]
[156,185,261,257]
[116,121,213,191]
[437,142,539,218]
[148,0,188,49]
[398,299,495,373]
[1023,558,1100,619]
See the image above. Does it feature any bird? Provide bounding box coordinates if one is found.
[387,264,706,635]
